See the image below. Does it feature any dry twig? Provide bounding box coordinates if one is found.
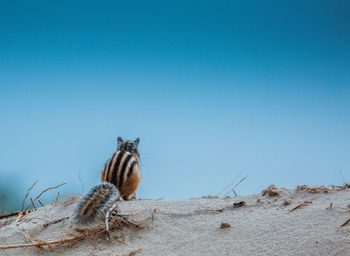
[43,217,70,228]
[30,198,36,210]
[106,203,140,240]
[0,218,127,250]
[24,183,66,212]
[289,201,312,212]
[223,175,248,197]
[217,169,245,196]
[334,184,350,190]
[0,216,145,250]
[151,209,157,221]
[55,192,60,203]
[0,211,21,219]
[38,200,45,208]
[1,182,65,221]
[0,234,84,249]
[21,180,38,211]
[340,218,350,227]
[15,209,36,222]
[16,212,24,222]
[0,206,154,250]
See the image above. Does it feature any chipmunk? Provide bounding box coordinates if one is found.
[74,182,117,224]
[100,137,141,200]
[74,182,138,240]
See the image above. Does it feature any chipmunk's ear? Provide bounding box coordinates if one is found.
[117,137,123,145]
[134,138,140,147]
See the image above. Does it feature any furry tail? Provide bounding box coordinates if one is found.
[74,183,117,224]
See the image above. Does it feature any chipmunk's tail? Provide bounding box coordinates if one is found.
[74,182,117,224]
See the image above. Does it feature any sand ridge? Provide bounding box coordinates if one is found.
[1,185,350,256]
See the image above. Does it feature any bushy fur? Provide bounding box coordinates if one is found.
[74,183,117,224]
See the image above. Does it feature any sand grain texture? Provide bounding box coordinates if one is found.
[1,186,350,256]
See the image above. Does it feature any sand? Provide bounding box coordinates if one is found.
[1,185,350,256]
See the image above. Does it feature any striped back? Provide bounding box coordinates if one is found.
[101,150,140,191]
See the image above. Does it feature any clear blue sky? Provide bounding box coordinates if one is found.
[0,1,349,209]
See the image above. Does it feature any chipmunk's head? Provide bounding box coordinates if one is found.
[117,137,140,155]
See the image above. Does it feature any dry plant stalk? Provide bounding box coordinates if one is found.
[151,209,157,221]
[340,218,350,227]
[16,210,35,222]
[21,180,38,211]
[30,198,36,210]
[334,184,350,190]
[289,201,312,212]
[0,233,85,250]
[1,182,66,222]
[0,211,21,219]
[0,213,150,250]
[16,212,24,222]
[24,183,66,211]
[43,217,70,228]
[55,192,60,203]
[223,175,248,197]
[38,200,45,208]
[217,169,245,197]
[0,218,123,250]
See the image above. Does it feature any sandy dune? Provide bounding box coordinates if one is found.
[1,185,350,256]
